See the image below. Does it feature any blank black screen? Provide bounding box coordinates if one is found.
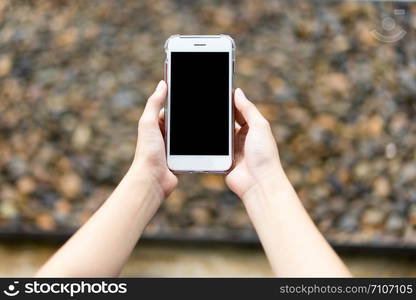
[170,52,229,155]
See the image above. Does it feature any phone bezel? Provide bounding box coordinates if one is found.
[165,35,235,173]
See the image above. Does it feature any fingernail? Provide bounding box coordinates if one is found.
[236,88,246,98]
[155,80,164,92]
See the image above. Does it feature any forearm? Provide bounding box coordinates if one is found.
[243,172,351,277]
[36,169,163,277]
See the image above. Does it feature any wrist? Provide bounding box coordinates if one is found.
[124,164,165,202]
[242,169,296,210]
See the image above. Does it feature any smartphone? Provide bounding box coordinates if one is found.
[164,35,235,173]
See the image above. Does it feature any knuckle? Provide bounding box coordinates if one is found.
[147,95,157,104]
[149,91,163,103]
[256,117,270,128]
[139,116,153,128]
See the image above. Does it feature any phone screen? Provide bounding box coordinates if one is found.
[169,52,230,155]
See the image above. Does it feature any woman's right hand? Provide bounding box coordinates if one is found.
[226,89,351,277]
[225,88,288,199]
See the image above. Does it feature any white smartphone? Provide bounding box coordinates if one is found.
[164,35,235,173]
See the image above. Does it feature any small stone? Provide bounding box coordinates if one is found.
[112,89,139,110]
[45,94,66,114]
[339,2,362,19]
[55,27,78,48]
[402,163,416,183]
[200,174,225,191]
[72,124,92,150]
[389,113,407,134]
[315,114,338,131]
[6,157,27,178]
[337,167,351,184]
[373,177,391,198]
[354,162,371,179]
[408,204,416,226]
[55,199,72,216]
[307,168,324,184]
[165,190,185,214]
[56,157,73,172]
[58,172,82,199]
[357,22,378,47]
[361,208,386,228]
[17,176,36,194]
[385,214,404,233]
[286,167,302,186]
[331,35,349,53]
[267,77,285,95]
[329,197,346,214]
[337,213,358,232]
[0,201,17,219]
[230,210,251,229]
[385,143,397,159]
[190,206,211,225]
[366,115,384,137]
[321,72,350,96]
[257,103,278,122]
[0,55,12,76]
[35,213,56,231]
[238,57,256,76]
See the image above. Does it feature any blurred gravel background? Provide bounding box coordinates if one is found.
[1,0,416,247]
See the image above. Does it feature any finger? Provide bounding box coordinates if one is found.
[234,124,248,162]
[234,121,241,136]
[234,121,241,131]
[234,88,267,127]
[158,108,165,134]
[234,102,247,127]
[158,108,165,122]
[142,80,167,123]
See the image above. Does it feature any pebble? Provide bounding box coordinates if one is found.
[6,157,27,178]
[0,201,18,220]
[54,27,78,48]
[366,115,384,137]
[401,163,416,184]
[190,206,212,226]
[230,210,251,229]
[35,213,56,231]
[385,143,397,159]
[165,190,185,214]
[55,199,71,216]
[337,213,358,232]
[0,55,12,77]
[112,89,139,110]
[320,72,350,96]
[200,175,226,191]
[361,208,386,228]
[0,1,414,247]
[408,204,416,226]
[58,172,82,199]
[373,177,391,198]
[385,214,404,233]
[72,124,92,150]
[16,176,36,194]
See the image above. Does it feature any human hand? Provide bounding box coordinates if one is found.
[226,88,287,199]
[129,80,177,197]
[36,81,177,277]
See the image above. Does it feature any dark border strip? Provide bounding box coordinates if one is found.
[0,229,416,255]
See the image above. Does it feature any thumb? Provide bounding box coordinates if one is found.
[234,88,266,127]
[142,80,167,122]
